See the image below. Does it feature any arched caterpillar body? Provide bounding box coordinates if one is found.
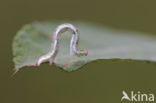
[36,23,88,66]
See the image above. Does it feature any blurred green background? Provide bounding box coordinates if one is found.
[0,0,156,103]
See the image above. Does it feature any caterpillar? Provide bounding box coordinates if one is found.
[36,23,88,66]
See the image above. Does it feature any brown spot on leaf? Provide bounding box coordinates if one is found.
[48,34,53,40]
[63,62,72,67]
[83,48,88,56]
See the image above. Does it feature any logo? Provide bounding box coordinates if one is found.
[121,91,154,102]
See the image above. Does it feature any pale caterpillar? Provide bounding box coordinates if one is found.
[36,23,88,66]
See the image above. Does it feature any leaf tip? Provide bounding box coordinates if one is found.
[11,68,19,77]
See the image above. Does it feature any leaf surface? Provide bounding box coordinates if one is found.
[13,21,156,72]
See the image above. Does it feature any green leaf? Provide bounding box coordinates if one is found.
[12,21,156,72]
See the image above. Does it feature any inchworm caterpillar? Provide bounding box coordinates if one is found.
[36,23,88,66]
